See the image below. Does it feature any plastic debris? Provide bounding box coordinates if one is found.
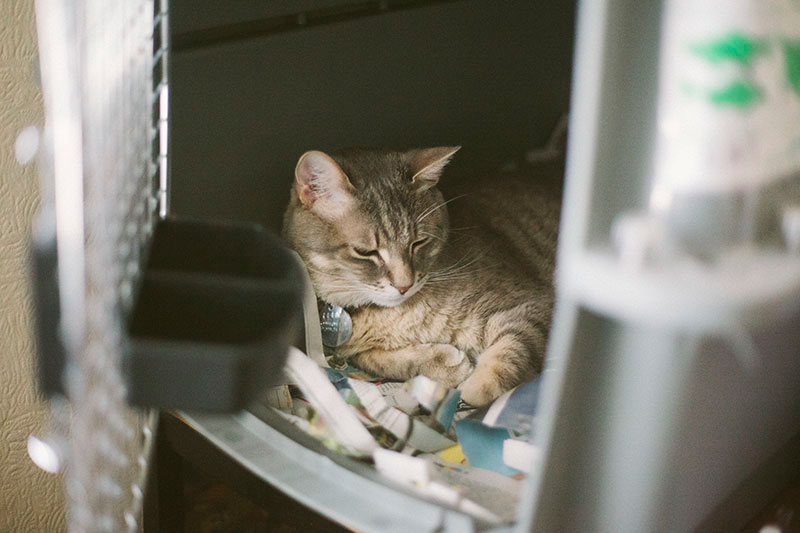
[283,347,377,456]
[502,438,540,474]
[373,449,522,524]
[481,375,541,437]
[270,345,545,523]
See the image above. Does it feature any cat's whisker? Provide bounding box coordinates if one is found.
[310,275,354,285]
[446,229,478,237]
[428,273,488,283]
[430,255,481,277]
[306,266,345,276]
[433,261,489,274]
[427,259,497,283]
[449,226,478,232]
[432,254,472,271]
[416,194,467,224]
[426,271,483,283]
[314,282,360,292]
[306,268,358,283]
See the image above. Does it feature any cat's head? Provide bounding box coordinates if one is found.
[283,146,460,308]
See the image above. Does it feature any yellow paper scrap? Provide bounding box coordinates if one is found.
[440,444,468,465]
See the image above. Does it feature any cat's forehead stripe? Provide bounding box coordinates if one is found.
[340,150,438,247]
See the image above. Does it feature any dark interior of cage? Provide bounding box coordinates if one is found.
[159,0,576,525]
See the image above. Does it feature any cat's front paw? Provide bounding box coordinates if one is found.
[458,371,507,407]
[419,344,473,389]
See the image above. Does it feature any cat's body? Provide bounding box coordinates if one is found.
[283,147,561,405]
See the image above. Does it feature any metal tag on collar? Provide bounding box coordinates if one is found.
[319,302,353,347]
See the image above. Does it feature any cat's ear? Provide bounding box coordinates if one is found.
[409,146,461,191]
[294,150,354,218]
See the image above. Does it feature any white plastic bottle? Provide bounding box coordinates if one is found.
[650,0,800,257]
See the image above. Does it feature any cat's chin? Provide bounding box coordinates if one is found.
[369,280,426,307]
[320,283,422,309]
[369,288,423,307]
[320,292,403,309]
[335,292,408,308]
[370,296,408,308]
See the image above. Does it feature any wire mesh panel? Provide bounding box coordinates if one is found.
[32,0,167,530]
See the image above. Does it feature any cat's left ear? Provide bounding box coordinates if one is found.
[409,146,461,191]
[294,150,355,219]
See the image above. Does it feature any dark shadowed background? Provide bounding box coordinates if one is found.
[168,0,576,231]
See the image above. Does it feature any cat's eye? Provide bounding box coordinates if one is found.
[411,237,430,251]
[352,246,379,259]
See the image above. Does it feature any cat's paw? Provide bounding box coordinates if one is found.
[419,344,473,389]
[458,371,507,407]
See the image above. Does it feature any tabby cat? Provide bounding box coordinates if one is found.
[282,146,561,406]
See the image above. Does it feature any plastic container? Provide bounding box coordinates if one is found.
[124,217,303,411]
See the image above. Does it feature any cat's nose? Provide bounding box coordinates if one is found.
[387,261,414,294]
[394,284,412,295]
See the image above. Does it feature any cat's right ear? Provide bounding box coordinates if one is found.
[294,151,354,219]
[409,146,461,192]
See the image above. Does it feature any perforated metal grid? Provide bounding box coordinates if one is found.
[33,0,166,530]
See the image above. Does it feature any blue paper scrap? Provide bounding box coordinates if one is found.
[455,418,521,477]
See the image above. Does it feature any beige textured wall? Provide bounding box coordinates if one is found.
[0,1,67,531]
